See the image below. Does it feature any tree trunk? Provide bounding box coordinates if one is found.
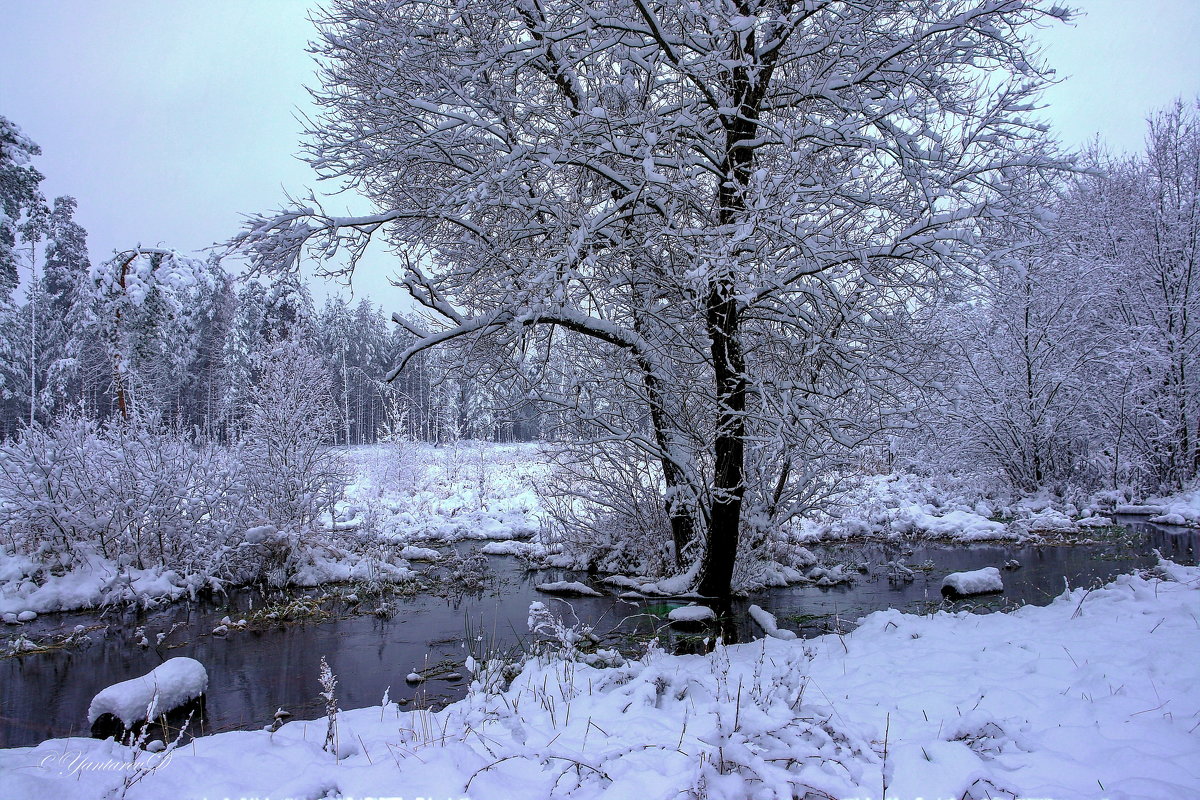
[697,278,747,597]
[696,47,761,598]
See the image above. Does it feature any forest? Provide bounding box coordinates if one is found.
[1,1,1199,796]
[2,95,1196,599]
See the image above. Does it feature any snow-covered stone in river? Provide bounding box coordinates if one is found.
[405,672,424,683]
[667,605,715,623]
[748,604,797,640]
[941,567,1004,596]
[87,657,208,726]
[15,610,36,622]
[534,580,601,597]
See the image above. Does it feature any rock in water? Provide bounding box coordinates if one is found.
[941,567,1004,597]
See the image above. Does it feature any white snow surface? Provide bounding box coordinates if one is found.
[666,604,715,622]
[1116,489,1200,526]
[339,441,545,543]
[8,565,1200,799]
[86,657,208,726]
[747,604,798,640]
[941,566,1004,595]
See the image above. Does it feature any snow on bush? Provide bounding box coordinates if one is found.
[87,657,208,727]
[0,408,403,613]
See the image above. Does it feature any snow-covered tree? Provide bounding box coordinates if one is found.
[1064,101,1200,489]
[236,0,1070,596]
[0,115,46,302]
[91,248,221,420]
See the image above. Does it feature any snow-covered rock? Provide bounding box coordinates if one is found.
[941,567,1004,596]
[667,605,715,623]
[534,580,602,597]
[748,604,797,640]
[87,657,208,727]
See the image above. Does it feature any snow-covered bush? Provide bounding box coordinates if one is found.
[0,366,358,604]
[540,444,678,578]
[240,337,348,537]
[0,416,248,579]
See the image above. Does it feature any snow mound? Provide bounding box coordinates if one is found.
[667,605,715,623]
[534,580,601,597]
[941,567,1004,596]
[748,604,797,640]
[87,657,208,726]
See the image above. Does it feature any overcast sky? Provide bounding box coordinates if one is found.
[1,0,1198,306]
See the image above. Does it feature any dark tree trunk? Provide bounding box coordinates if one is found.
[697,276,748,597]
[695,18,774,598]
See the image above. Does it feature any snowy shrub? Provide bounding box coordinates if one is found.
[0,416,248,579]
[541,444,679,577]
[239,338,348,536]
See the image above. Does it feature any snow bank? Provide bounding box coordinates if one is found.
[0,549,190,616]
[1146,491,1200,526]
[793,473,1014,543]
[87,657,208,727]
[7,565,1200,799]
[941,566,1004,596]
[747,604,797,640]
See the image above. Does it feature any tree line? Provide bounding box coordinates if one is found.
[1,115,538,445]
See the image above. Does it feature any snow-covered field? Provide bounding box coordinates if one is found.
[4,562,1198,799]
[338,440,546,543]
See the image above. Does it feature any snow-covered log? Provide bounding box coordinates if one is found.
[88,657,208,732]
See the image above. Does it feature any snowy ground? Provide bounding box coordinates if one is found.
[338,441,546,543]
[789,472,1200,544]
[4,562,1197,799]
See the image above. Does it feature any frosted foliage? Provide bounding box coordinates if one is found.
[234,0,1070,595]
[241,337,347,537]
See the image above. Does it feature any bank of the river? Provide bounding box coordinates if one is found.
[2,519,1194,750]
[3,554,1198,800]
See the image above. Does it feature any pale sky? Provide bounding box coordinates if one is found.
[1,0,1198,307]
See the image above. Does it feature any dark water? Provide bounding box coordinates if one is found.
[1,519,1194,749]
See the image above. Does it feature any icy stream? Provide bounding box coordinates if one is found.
[1,519,1194,748]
